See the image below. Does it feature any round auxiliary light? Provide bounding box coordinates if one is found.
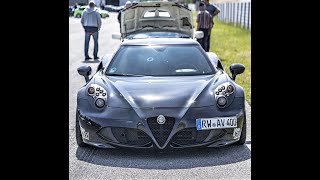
[226,85,234,93]
[95,98,105,108]
[217,96,227,107]
[88,87,95,94]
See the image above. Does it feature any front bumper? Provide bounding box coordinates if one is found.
[77,106,245,149]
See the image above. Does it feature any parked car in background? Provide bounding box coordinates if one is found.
[74,6,109,18]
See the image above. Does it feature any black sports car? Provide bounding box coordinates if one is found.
[76,38,246,149]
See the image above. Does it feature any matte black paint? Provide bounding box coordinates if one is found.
[77,65,92,82]
[76,38,246,149]
[230,63,245,81]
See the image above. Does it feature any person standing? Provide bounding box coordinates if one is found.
[81,0,102,60]
[204,0,220,51]
[117,1,132,33]
[196,2,212,52]
[73,3,78,11]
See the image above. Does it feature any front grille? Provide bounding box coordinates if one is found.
[99,127,152,146]
[172,128,210,145]
[147,116,175,147]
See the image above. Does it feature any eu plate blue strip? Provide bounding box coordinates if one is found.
[196,119,202,130]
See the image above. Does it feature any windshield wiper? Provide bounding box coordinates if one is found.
[106,73,145,77]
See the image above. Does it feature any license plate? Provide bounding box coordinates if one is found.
[196,117,237,130]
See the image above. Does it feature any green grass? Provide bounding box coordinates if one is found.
[193,12,251,105]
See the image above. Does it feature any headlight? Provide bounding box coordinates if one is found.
[87,84,107,97]
[87,84,107,108]
[217,96,227,107]
[95,98,105,108]
[88,87,95,94]
[214,82,235,108]
[214,82,235,97]
[226,85,234,93]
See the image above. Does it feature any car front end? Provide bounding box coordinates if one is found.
[76,39,246,149]
[77,88,245,149]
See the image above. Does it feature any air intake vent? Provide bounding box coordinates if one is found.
[99,127,152,146]
[172,128,210,145]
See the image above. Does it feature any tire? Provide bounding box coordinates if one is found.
[76,111,88,147]
[235,111,246,145]
[75,14,81,18]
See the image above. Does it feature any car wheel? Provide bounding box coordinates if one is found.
[76,110,88,147]
[235,111,246,145]
[76,14,81,18]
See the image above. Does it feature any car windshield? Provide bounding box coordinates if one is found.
[106,45,215,76]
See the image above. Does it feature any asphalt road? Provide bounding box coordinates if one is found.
[69,12,251,180]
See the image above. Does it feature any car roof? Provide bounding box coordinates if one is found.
[121,38,199,46]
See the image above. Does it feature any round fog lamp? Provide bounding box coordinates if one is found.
[95,98,105,108]
[217,96,227,106]
[226,85,234,93]
[88,87,95,94]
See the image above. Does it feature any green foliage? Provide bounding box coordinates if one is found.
[211,19,251,105]
[193,11,251,104]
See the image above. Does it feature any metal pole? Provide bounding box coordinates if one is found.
[240,2,243,28]
[248,2,251,30]
[226,3,228,23]
[237,2,239,27]
[229,3,231,23]
[234,3,236,25]
[232,3,234,24]
[224,3,226,21]
[244,2,247,29]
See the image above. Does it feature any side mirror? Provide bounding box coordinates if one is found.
[112,32,121,40]
[230,63,245,81]
[194,31,204,39]
[77,65,92,82]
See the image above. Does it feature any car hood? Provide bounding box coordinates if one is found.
[121,1,193,39]
[102,75,221,109]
